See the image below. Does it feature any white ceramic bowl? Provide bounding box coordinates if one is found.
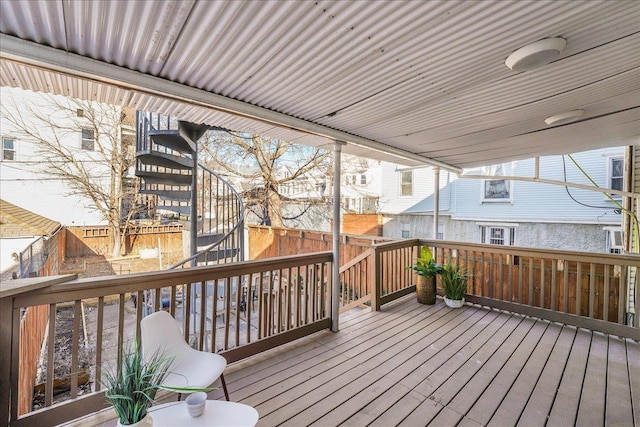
[185,392,207,418]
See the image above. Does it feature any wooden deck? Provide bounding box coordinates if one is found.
[208,295,639,427]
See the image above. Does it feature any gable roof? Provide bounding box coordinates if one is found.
[0,1,638,170]
[0,199,61,238]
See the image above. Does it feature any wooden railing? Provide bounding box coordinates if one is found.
[371,239,639,339]
[1,252,333,427]
[338,249,373,312]
[2,238,638,426]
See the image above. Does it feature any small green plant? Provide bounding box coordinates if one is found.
[408,246,443,278]
[440,262,468,301]
[103,343,217,425]
[103,343,173,425]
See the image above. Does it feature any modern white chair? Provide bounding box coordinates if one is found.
[140,310,229,401]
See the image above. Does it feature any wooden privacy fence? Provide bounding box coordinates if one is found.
[248,225,390,265]
[65,224,183,257]
[16,227,66,415]
[1,252,333,427]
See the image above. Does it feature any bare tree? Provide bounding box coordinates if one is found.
[1,92,138,257]
[200,131,332,228]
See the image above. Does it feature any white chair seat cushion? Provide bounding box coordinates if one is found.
[162,349,226,390]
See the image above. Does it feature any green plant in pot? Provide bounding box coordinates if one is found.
[440,262,469,308]
[408,246,443,305]
[103,343,173,427]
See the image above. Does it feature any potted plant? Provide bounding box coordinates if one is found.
[408,246,443,305]
[440,262,468,308]
[103,343,173,427]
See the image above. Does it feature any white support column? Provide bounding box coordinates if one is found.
[332,141,345,332]
[433,167,440,240]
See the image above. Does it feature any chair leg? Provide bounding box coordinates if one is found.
[221,374,230,401]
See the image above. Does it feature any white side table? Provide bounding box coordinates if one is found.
[148,400,259,426]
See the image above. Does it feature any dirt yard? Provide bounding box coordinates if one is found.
[32,253,183,409]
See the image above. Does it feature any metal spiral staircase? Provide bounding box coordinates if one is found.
[135,111,245,269]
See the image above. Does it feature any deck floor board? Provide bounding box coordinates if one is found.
[184,296,640,426]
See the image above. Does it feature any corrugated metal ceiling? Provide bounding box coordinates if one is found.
[1,0,638,170]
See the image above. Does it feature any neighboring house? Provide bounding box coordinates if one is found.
[0,86,133,227]
[0,199,61,281]
[339,157,381,215]
[277,156,381,231]
[379,146,632,253]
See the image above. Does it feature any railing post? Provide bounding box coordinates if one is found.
[0,297,12,425]
[370,245,381,311]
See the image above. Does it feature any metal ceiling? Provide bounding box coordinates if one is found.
[1,0,639,170]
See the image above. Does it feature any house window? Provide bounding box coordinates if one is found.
[605,228,623,254]
[437,224,444,240]
[609,157,623,192]
[400,171,413,196]
[81,128,95,150]
[360,174,367,185]
[481,163,512,202]
[480,225,516,246]
[401,222,410,238]
[2,137,16,160]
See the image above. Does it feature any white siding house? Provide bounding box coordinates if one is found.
[379,147,628,253]
[0,87,122,226]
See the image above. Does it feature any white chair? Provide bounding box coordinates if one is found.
[140,310,229,400]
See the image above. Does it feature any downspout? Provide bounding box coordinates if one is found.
[332,141,344,332]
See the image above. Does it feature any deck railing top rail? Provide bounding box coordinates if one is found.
[372,238,640,265]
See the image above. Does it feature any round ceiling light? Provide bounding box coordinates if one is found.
[544,109,585,126]
[505,37,567,72]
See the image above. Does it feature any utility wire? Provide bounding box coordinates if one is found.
[561,155,616,210]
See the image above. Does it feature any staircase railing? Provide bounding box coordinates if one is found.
[169,163,245,269]
[135,111,245,268]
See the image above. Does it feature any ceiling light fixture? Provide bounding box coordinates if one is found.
[544,109,584,126]
[505,37,567,71]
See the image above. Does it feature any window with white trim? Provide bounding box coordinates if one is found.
[480,225,516,246]
[360,174,367,185]
[437,224,444,240]
[2,137,16,161]
[401,222,410,238]
[400,171,413,196]
[608,156,623,192]
[604,228,623,254]
[81,128,95,151]
[481,163,513,202]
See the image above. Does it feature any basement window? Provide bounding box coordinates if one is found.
[604,227,623,254]
[480,225,516,246]
[401,222,410,238]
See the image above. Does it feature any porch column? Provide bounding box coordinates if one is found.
[332,141,345,332]
[433,167,440,239]
[190,140,198,266]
